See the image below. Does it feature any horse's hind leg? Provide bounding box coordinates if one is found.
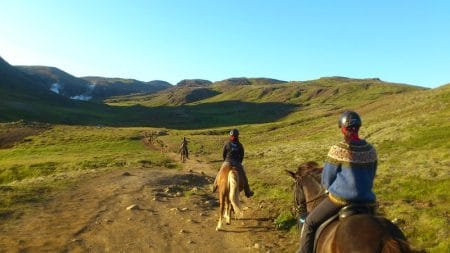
[229,172,243,219]
[216,201,224,231]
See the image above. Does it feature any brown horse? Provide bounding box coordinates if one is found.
[286,161,414,253]
[216,163,244,231]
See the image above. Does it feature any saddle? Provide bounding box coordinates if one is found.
[313,203,376,252]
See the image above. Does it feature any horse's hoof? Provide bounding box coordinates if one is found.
[216,227,221,231]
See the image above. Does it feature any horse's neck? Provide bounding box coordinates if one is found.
[303,175,325,212]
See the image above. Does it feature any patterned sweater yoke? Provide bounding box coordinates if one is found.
[327,141,377,165]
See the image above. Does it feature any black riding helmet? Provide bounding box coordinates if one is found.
[229,129,239,136]
[338,111,362,129]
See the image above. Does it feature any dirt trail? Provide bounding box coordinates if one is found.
[0,154,296,252]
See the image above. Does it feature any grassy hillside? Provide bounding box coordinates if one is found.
[155,84,449,252]
[1,65,448,252]
[82,76,171,100]
[107,76,423,109]
[107,86,221,106]
[2,60,295,127]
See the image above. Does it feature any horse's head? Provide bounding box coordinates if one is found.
[285,161,324,214]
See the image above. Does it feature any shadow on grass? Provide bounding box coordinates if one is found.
[1,100,299,129]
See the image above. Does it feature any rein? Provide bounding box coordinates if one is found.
[305,189,326,205]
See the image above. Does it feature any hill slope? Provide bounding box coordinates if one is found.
[14,66,172,101]
[0,84,448,251]
[107,76,424,108]
[159,83,448,251]
[17,66,92,99]
[82,76,171,100]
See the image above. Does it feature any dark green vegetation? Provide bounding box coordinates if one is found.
[0,55,448,251]
[18,66,92,98]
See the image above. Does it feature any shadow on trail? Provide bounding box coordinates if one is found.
[240,217,275,222]
[155,173,214,187]
[2,100,299,129]
[221,226,274,233]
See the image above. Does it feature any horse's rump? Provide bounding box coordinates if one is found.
[288,161,415,253]
[217,163,244,192]
[320,215,413,253]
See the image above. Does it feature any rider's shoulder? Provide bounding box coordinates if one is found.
[327,141,377,164]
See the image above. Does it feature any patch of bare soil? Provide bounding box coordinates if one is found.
[0,122,49,149]
[0,154,297,252]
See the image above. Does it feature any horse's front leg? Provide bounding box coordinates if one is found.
[216,200,224,231]
[225,201,231,225]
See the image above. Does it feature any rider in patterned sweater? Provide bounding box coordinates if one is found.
[297,111,378,253]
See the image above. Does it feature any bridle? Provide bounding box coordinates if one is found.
[295,173,327,210]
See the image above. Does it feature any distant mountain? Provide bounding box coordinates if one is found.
[214,77,287,86]
[16,66,172,101]
[82,77,171,100]
[0,57,67,101]
[0,57,89,122]
[107,76,426,107]
[1,55,435,129]
[176,79,212,87]
[17,66,92,99]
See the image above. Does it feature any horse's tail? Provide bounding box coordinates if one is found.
[381,238,414,253]
[228,170,242,218]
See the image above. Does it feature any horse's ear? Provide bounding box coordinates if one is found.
[285,170,296,179]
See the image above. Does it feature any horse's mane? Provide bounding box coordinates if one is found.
[296,161,323,178]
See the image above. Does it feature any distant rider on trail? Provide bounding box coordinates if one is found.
[212,129,254,198]
[296,111,378,253]
[180,137,189,160]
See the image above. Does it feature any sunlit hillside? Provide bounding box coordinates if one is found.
[1,61,448,251]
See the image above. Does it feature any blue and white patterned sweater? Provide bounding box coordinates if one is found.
[322,140,378,204]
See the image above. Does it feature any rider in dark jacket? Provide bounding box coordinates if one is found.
[297,111,378,253]
[180,137,189,159]
[213,129,254,197]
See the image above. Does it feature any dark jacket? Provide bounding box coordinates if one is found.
[223,140,244,163]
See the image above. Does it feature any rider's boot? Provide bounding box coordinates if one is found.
[239,167,253,198]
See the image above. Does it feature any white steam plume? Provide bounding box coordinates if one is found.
[50,83,61,94]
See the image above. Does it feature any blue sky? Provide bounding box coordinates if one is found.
[0,0,449,87]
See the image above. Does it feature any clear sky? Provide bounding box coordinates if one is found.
[0,0,449,88]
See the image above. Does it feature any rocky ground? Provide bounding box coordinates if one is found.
[0,154,298,253]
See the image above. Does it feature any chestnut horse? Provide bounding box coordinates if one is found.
[216,163,243,231]
[286,161,414,253]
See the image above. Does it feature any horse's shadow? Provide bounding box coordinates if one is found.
[220,226,274,233]
[220,216,276,233]
[239,217,274,222]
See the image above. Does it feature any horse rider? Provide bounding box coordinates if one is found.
[297,111,378,253]
[212,129,254,198]
[180,137,189,159]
